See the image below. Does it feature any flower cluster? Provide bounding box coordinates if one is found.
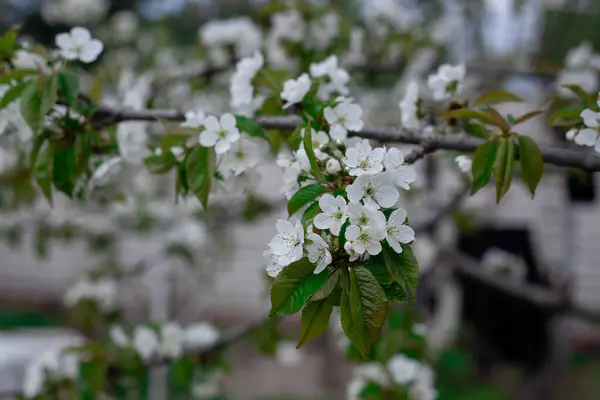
[427,64,466,101]
[566,100,600,152]
[230,52,265,115]
[347,354,437,400]
[199,17,262,63]
[63,276,118,312]
[110,322,220,361]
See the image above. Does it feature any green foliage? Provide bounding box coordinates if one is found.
[463,122,490,139]
[341,267,388,358]
[297,295,335,348]
[517,135,544,198]
[562,84,594,108]
[548,107,582,126]
[185,146,215,208]
[35,143,54,204]
[57,70,80,108]
[20,75,58,134]
[235,115,265,137]
[303,125,327,183]
[0,81,29,109]
[382,244,419,301]
[472,90,523,107]
[301,201,321,227]
[492,137,515,203]
[52,146,77,196]
[270,258,328,316]
[288,183,326,216]
[470,140,499,195]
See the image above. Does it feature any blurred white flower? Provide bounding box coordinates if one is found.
[326,158,341,174]
[306,232,332,274]
[160,322,184,359]
[200,18,262,59]
[218,135,263,177]
[271,10,305,42]
[427,64,466,101]
[42,0,109,25]
[181,110,206,129]
[133,326,159,361]
[281,74,312,109]
[63,277,118,312]
[55,27,103,63]
[117,122,149,164]
[387,354,420,385]
[167,220,208,249]
[23,346,80,398]
[200,114,241,154]
[183,323,220,349]
[324,98,364,141]
[399,82,420,129]
[455,155,472,174]
[110,325,130,347]
[276,341,304,367]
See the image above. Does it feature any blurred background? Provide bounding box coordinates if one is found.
[2,0,600,399]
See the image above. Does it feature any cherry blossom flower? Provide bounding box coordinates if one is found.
[55,27,103,63]
[324,98,364,141]
[427,63,466,101]
[345,225,386,256]
[271,10,305,42]
[411,365,438,400]
[309,55,350,100]
[230,52,264,110]
[346,202,386,230]
[218,135,262,177]
[264,249,284,277]
[326,158,341,174]
[455,155,472,174]
[343,139,385,176]
[268,220,305,266]
[133,326,159,361]
[314,194,348,236]
[276,341,304,367]
[346,173,399,209]
[384,148,416,189]
[399,82,420,129]
[159,322,184,359]
[183,323,220,348]
[387,354,420,385]
[344,242,361,262]
[181,110,206,129]
[301,128,329,160]
[200,113,241,154]
[308,12,340,51]
[385,209,415,253]
[306,232,332,274]
[110,325,130,347]
[281,73,312,108]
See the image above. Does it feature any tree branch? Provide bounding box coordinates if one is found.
[88,107,600,172]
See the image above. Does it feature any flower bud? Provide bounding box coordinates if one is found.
[566,128,577,141]
[326,159,341,174]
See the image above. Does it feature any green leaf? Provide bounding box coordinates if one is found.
[57,70,79,107]
[301,98,320,120]
[303,125,327,183]
[35,143,54,205]
[471,140,499,195]
[297,295,335,348]
[160,133,188,150]
[441,109,495,125]
[74,131,92,171]
[493,137,515,203]
[548,107,582,126]
[488,107,510,132]
[513,110,543,125]
[52,146,76,196]
[517,135,543,198]
[472,90,523,107]
[562,84,593,107]
[270,258,328,316]
[464,122,490,139]
[341,267,388,358]
[382,244,419,301]
[20,75,57,134]
[301,201,321,227]
[288,124,303,150]
[186,146,215,208]
[310,267,341,302]
[235,115,265,137]
[0,81,28,109]
[338,220,351,250]
[145,153,177,174]
[288,183,326,216]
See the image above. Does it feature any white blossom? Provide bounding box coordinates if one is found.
[386,209,415,253]
[110,325,130,347]
[133,326,159,361]
[23,347,79,398]
[183,323,220,349]
[344,241,361,262]
[12,50,48,72]
[55,27,103,63]
[230,52,264,110]
[42,0,108,25]
[301,128,330,160]
[200,17,262,59]
[271,10,305,42]
[345,224,385,256]
[117,122,148,164]
[268,220,305,266]
[276,341,304,367]
[346,202,386,230]
[200,113,241,154]
[264,249,284,278]
[306,232,332,274]
[343,139,385,176]
[384,148,416,189]
[346,173,399,209]
[181,110,206,129]
[309,55,350,100]
[281,73,312,108]
[324,98,364,141]
[63,277,118,312]
[308,12,340,50]
[218,135,263,177]
[455,155,472,174]
[387,354,420,385]
[399,82,420,129]
[167,220,207,249]
[411,365,438,400]
[427,64,466,101]
[314,194,348,236]
[326,158,341,174]
[566,128,577,141]
[160,322,184,359]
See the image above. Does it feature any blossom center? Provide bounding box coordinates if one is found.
[365,185,374,196]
